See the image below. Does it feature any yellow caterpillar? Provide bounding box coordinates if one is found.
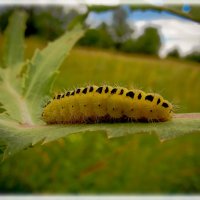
[42,85,173,124]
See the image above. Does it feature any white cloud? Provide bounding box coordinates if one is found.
[85,0,119,5]
[63,4,88,14]
[130,18,200,58]
[86,11,113,28]
[86,9,200,58]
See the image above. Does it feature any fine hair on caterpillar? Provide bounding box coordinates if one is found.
[42,85,174,124]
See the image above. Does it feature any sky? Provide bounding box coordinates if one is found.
[0,0,200,5]
[86,8,200,58]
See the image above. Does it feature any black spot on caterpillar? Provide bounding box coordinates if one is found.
[145,95,154,102]
[76,88,81,94]
[89,86,94,92]
[111,88,117,94]
[126,91,135,99]
[162,102,169,108]
[96,86,103,94]
[105,87,109,93]
[138,93,142,99]
[82,88,87,94]
[42,85,173,124]
[66,92,70,96]
[119,89,124,95]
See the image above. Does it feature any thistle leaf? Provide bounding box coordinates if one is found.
[3,11,27,69]
[0,11,199,160]
[0,113,200,159]
[23,25,84,124]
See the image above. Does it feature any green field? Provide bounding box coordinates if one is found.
[0,37,200,194]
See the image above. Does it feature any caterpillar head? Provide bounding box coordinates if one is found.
[155,100,173,121]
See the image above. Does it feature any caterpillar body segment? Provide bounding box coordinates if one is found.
[42,85,173,124]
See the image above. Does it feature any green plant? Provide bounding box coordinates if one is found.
[0,11,200,160]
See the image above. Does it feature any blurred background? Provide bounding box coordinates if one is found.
[0,1,200,194]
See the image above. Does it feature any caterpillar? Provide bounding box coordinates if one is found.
[42,85,173,124]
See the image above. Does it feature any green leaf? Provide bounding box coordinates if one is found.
[0,11,200,159]
[0,11,27,123]
[3,11,27,69]
[0,11,84,125]
[23,25,84,124]
[0,113,200,159]
[67,13,88,30]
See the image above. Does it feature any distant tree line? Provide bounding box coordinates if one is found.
[0,6,199,62]
[0,6,79,40]
[167,48,200,63]
[79,6,161,56]
[78,23,161,56]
